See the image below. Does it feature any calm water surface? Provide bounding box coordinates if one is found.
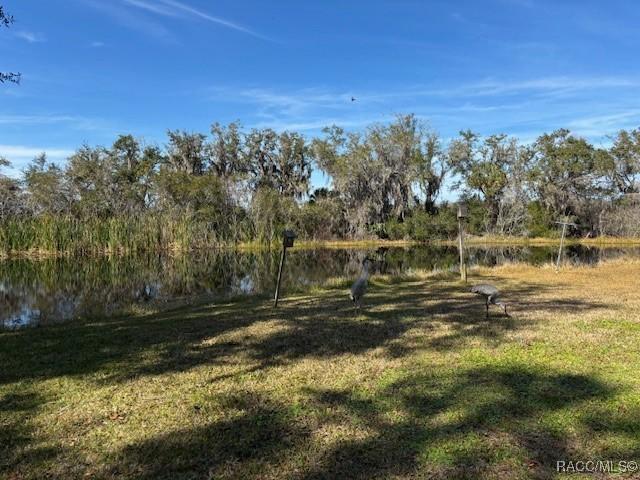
[1,245,638,329]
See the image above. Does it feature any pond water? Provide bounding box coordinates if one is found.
[1,245,638,329]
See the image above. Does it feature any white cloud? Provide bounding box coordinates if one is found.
[81,0,174,41]
[213,76,640,118]
[210,87,353,115]
[359,76,640,101]
[122,0,180,17]
[0,114,105,131]
[567,110,640,137]
[251,117,384,132]
[496,0,534,7]
[202,76,640,139]
[15,31,46,43]
[118,0,269,40]
[0,145,74,169]
[159,0,268,39]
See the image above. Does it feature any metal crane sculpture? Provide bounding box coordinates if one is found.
[350,257,373,309]
[471,284,509,318]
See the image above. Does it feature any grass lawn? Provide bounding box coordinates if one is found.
[1,260,639,479]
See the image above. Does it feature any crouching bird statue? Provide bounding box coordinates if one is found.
[471,283,510,318]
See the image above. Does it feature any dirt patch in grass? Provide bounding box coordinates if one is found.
[1,260,639,479]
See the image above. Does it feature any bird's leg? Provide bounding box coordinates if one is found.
[503,304,510,317]
[485,300,489,319]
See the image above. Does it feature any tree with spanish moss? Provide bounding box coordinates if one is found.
[0,5,21,84]
[448,131,519,232]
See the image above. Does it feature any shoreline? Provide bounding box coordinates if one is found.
[1,236,640,259]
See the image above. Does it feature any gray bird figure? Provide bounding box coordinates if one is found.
[471,284,509,318]
[350,257,373,308]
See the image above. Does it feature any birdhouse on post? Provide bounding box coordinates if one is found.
[457,204,467,282]
[282,229,296,248]
[274,230,296,307]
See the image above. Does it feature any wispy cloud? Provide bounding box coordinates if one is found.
[218,77,639,118]
[207,76,640,113]
[251,117,385,132]
[202,76,640,139]
[0,145,74,172]
[459,76,640,97]
[567,110,640,138]
[90,41,106,48]
[15,31,46,43]
[119,0,269,40]
[358,76,640,101]
[0,114,106,131]
[495,0,534,8]
[81,0,174,41]
[209,87,353,115]
[122,0,180,17]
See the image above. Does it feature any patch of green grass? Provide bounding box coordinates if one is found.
[1,260,639,479]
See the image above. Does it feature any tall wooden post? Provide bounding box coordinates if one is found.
[273,247,287,307]
[274,230,296,307]
[554,219,576,272]
[555,223,567,272]
[457,205,467,282]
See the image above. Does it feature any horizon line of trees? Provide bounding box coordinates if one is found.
[1,114,639,253]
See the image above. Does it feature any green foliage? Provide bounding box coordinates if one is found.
[1,118,639,253]
[295,197,345,240]
[244,129,311,198]
[526,201,555,238]
[0,157,22,220]
[381,207,459,241]
[250,187,297,243]
[607,129,640,194]
[448,132,522,231]
[382,218,405,240]
[313,115,446,236]
[530,129,610,218]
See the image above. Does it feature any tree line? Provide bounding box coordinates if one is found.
[1,114,639,253]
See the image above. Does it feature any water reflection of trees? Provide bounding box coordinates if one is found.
[1,246,638,328]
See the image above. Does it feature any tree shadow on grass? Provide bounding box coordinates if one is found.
[246,276,609,367]
[0,274,611,386]
[0,390,66,479]
[298,365,619,480]
[100,393,311,480]
[0,272,628,479]
[96,364,632,479]
[0,298,274,385]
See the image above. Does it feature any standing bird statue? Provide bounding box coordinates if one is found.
[471,284,509,318]
[350,257,373,308]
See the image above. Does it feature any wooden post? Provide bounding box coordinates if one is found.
[457,205,467,282]
[273,246,287,307]
[554,219,576,272]
[274,230,296,307]
[556,223,566,272]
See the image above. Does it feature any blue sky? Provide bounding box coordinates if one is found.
[1,0,640,189]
